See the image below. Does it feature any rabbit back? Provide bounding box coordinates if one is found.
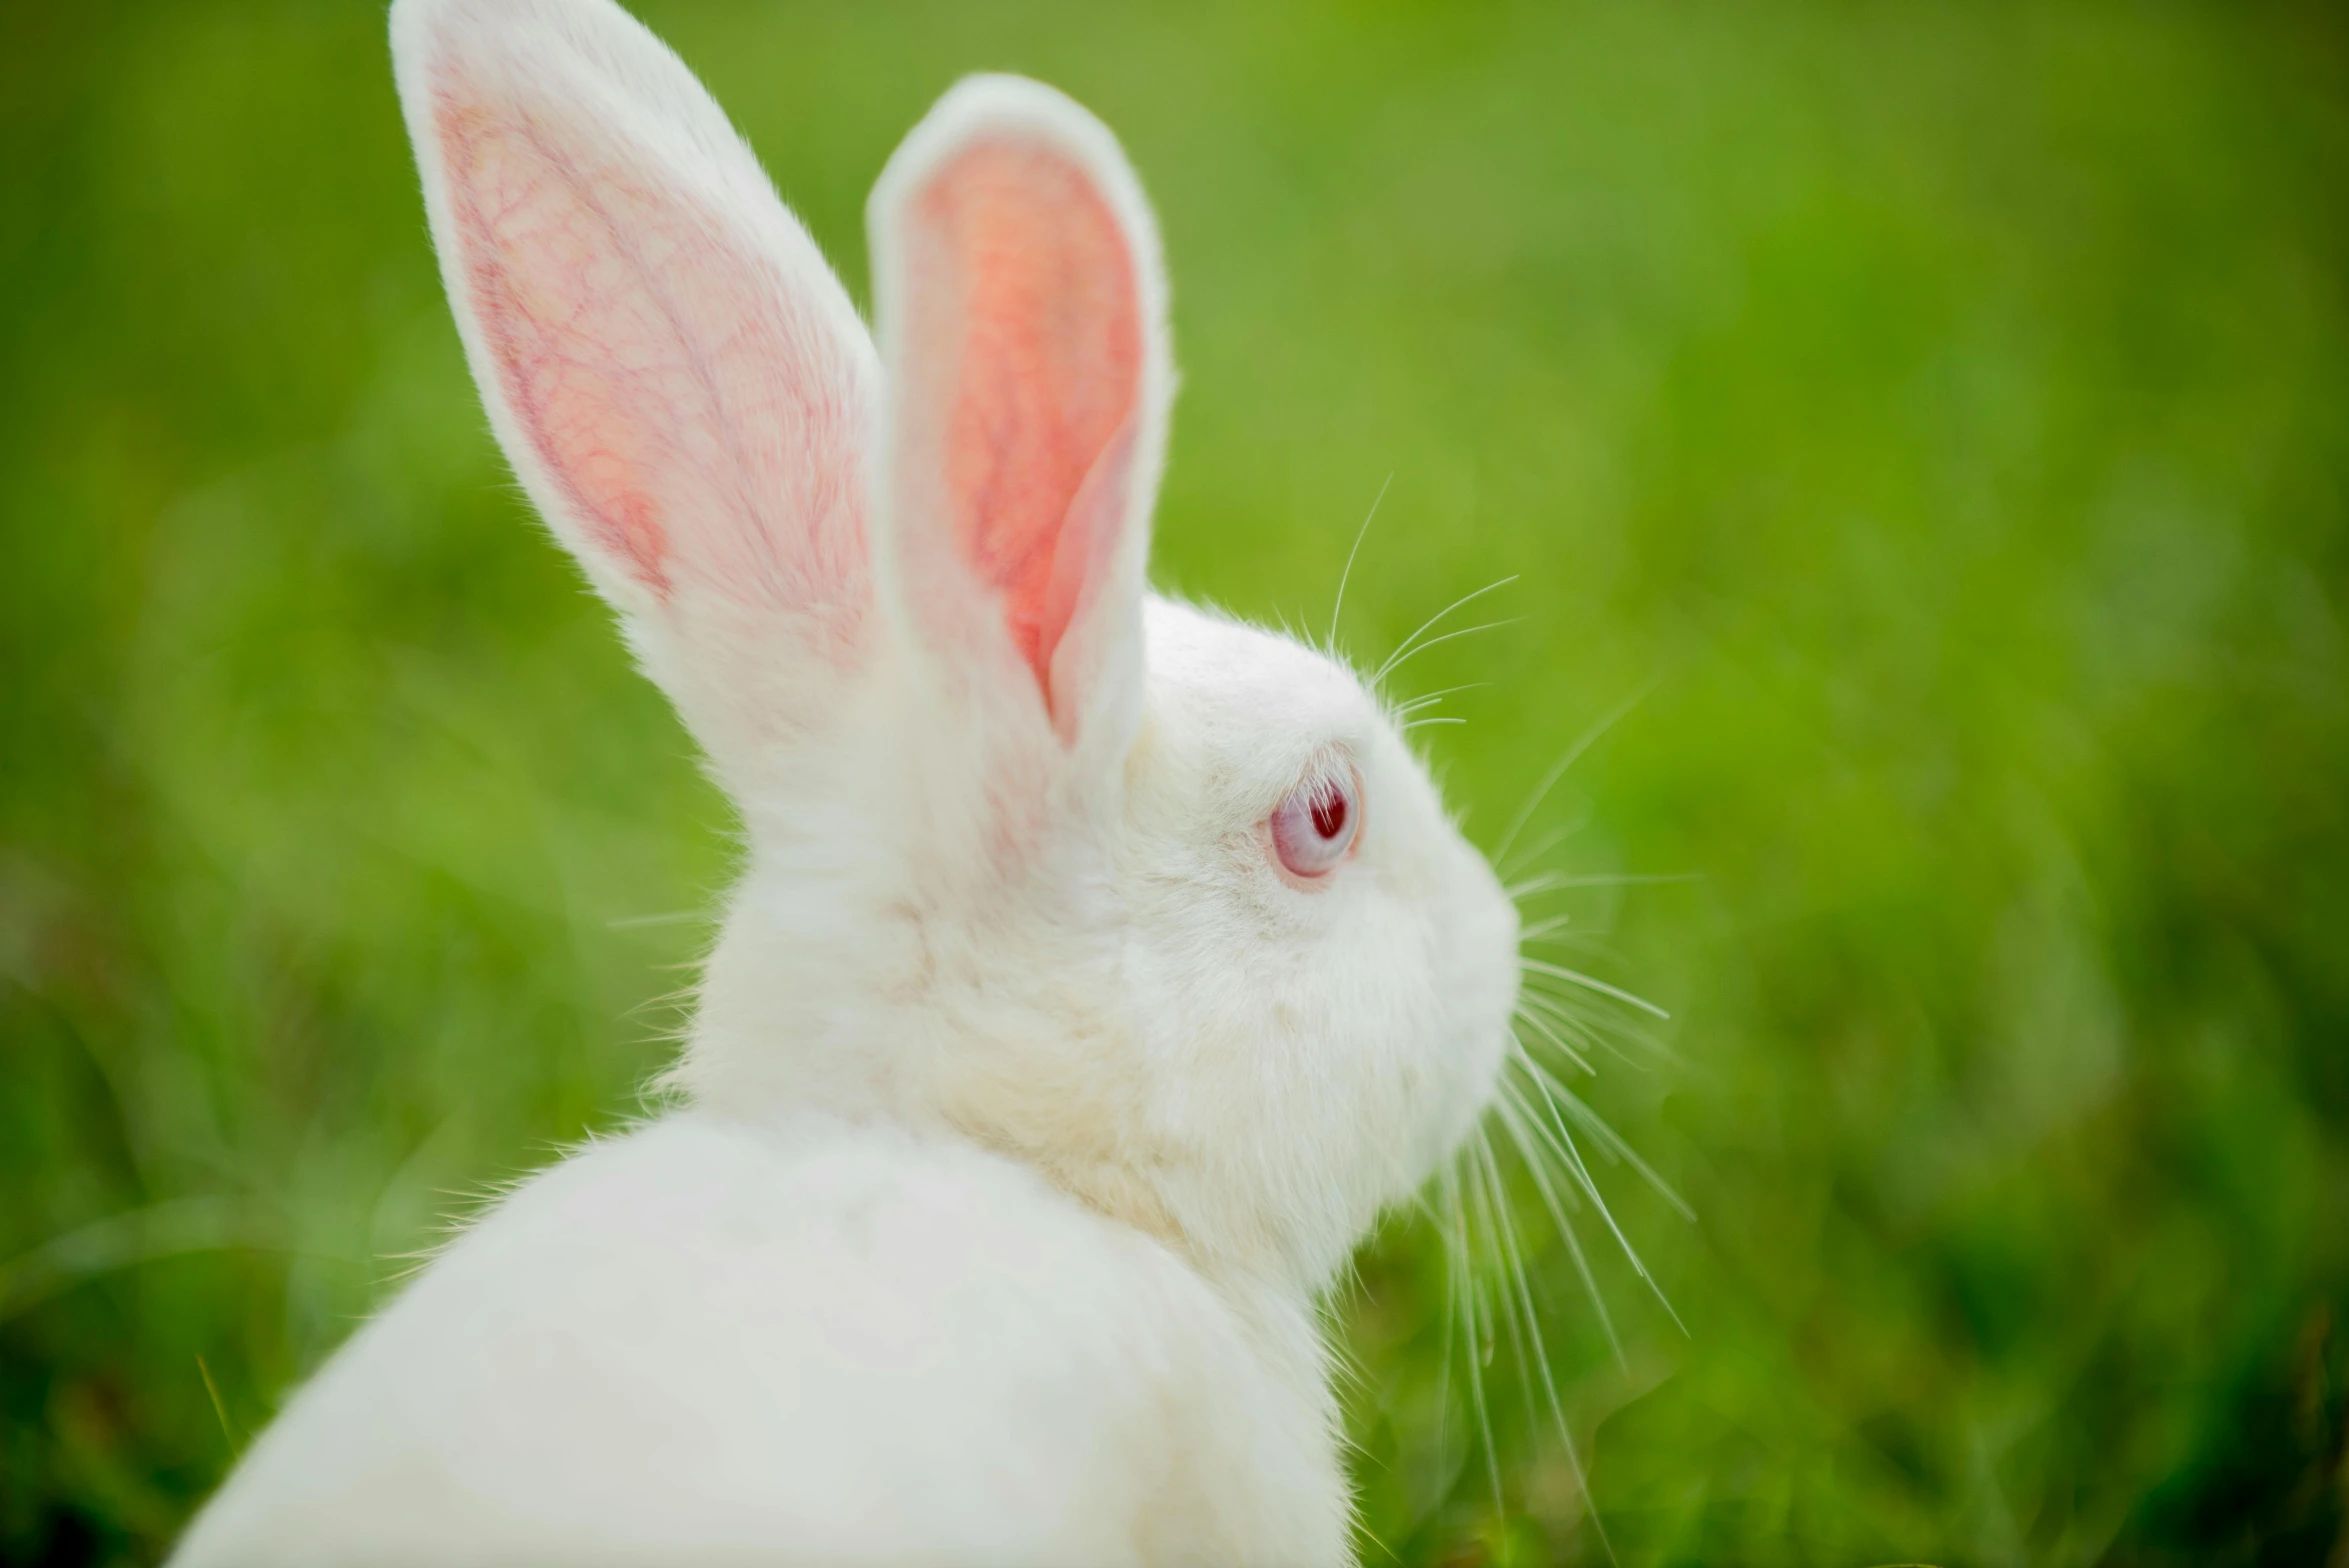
[171,1112,1349,1567]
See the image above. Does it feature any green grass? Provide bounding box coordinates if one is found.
[4,2,2346,1563]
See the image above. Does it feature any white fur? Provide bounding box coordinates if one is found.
[172,1,1519,1563]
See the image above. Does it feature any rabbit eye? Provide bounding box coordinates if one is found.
[1269,765,1360,881]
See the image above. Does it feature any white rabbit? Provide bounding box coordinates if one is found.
[171,0,1521,1562]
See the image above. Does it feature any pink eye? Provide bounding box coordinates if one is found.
[1269,766,1361,881]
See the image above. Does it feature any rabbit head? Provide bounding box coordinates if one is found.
[393,0,1520,1292]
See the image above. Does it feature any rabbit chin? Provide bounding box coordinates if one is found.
[679,595,1521,1296]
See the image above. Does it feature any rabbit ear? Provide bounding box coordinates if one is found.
[869,76,1171,771]
[391,0,878,769]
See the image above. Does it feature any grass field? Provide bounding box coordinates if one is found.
[3,1,2346,1563]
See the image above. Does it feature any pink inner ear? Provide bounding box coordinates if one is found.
[432,70,867,619]
[911,140,1142,720]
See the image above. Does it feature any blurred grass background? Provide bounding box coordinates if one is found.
[3,0,2346,1563]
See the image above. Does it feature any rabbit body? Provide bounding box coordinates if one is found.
[171,0,1521,1561]
[172,1111,1345,1566]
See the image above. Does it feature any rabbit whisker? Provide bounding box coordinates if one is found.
[1515,1056,1694,1221]
[1371,577,1519,687]
[1514,980,1621,1039]
[1512,1062,1687,1334]
[1459,1146,1507,1519]
[604,909,709,930]
[1325,472,1393,654]
[1432,1162,1460,1472]
[1376,617,1522,687]
[1517,986,1658,1073]
[1472,1137,1541,1465]
[1501,825,1584,882]
[1495,1069,1626,1368]
[1389,681,1490,721]
[1513,1001,1596,1076]
[1511,869,1702,900]
[1523,931,1641,959]
[1492,678,1659,871]
[1476,1127,1618,1562]
[1516,979,1648,1050]
[1518,957,1670,1020]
